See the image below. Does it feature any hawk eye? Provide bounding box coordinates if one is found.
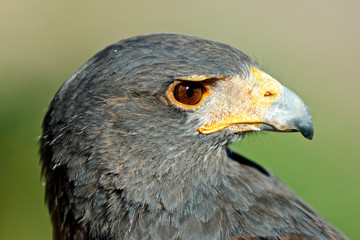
[173,82,204,105]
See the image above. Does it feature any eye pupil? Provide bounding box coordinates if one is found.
[186,86,194,97]
[173,82,204,105]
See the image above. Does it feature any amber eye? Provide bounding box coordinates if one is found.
[173,82,204,105]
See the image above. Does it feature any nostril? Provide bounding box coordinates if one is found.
[264,91,274,97]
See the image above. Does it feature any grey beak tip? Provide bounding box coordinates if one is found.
[301,129,314,140]
[297,121,314,140]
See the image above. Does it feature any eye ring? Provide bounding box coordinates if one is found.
[167,81,209,109]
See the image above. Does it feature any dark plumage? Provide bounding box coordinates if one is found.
[40,33,346,239]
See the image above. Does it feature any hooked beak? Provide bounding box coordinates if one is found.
[198,68,314,140]
[260,85,314,140]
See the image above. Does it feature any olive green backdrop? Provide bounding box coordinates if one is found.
[1,0,359,239]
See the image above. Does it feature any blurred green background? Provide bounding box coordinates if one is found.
[1,0,359,239]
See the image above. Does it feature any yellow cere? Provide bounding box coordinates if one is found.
[198,68,282,134]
